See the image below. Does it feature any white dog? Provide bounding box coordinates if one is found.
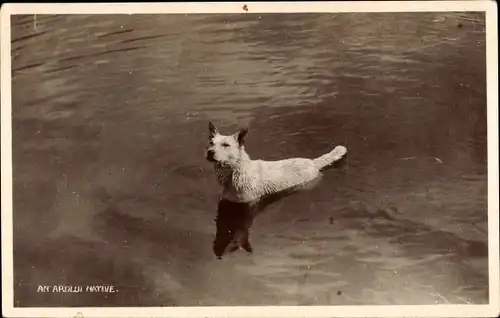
[205,122,347,203]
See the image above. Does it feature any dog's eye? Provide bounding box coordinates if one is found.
[222,143,230,148]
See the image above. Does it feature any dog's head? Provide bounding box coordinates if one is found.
[205,121,248,165]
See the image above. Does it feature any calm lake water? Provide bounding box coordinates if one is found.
[10,12,488,306]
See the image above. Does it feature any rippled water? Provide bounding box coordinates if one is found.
[10,13,488,306]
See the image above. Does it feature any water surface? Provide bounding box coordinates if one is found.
[10,12,488,306]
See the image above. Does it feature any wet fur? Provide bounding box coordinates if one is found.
[205,122,347,203]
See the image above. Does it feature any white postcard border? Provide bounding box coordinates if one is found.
[1,2,498,317]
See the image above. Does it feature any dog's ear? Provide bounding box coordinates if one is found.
[208,121,219,139]
[236,128,248,146]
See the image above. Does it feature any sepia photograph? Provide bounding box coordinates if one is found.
[1,2,498,318]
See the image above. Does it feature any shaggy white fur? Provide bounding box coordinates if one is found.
[205,122,347,203]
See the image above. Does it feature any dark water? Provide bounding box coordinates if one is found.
[10,13,488,306]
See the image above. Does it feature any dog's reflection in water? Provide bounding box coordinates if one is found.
[213,200,254,258]
[212,177,322,259]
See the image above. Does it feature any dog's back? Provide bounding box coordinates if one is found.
[253,158,319,193]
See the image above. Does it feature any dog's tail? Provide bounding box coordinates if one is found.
[313,145,347,170]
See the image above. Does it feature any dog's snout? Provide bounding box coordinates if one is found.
[206,149,216,161]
